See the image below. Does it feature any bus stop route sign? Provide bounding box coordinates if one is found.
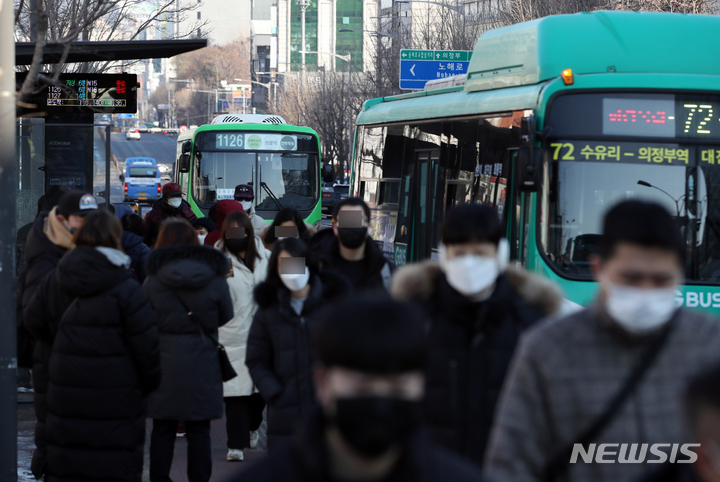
[399,49,473,90]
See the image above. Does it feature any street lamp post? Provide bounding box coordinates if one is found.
[296,0,311,75]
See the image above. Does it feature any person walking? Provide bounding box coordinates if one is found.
[144,218,234,482]
[120,213,151,282]
[233,184,267,233]
[203,199,243,247]
[246,237,350,450]
[217,210,271,461]
[25,210,161,482]
[485,200,720,482]
[143,182,197,247]
[19,190,97,479]
[259,207,314,252]
[226,296,485,482]
[390,203,563,466]
[309,197,394,292]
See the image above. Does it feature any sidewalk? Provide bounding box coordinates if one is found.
[17,391,266,482]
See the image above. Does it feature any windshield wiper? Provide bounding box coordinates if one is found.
[261,182,283,210]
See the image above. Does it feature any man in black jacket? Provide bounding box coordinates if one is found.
[228,296,484,482]
[309,197,394,292]
[391,203,563,467]
[18,190,97,478]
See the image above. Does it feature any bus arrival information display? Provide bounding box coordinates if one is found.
[16,73,137,115]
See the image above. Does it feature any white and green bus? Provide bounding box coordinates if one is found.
[176,114,323,229]
[351,11,720,313]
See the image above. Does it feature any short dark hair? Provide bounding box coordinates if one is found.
[314,295,427,375]
[266,237,319,292]
[600,200,685,263]
[685,362,720,437]
[121,214,144,237]
[441,203,502,246]
[332,197,371,223]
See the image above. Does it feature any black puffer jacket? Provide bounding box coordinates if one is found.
[19,212,68,478]
[143,199,197,248]
[27,246,161,482]
[308,228,394,292]
[228,408,486,482]
[246,272,350,450]
[144,245,234,421]
[121,230,150,282]
[391,262,563,466]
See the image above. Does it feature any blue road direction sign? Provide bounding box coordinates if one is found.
[399,49,473,90]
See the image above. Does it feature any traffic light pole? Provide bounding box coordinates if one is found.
[0,0,19,478]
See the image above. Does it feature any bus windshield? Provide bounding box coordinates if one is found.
[541,92,720,283]
[191,131,319,214]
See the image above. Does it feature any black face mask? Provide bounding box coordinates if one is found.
[225,237,249,253]
[337,228,367,249]
[331,397,421,458]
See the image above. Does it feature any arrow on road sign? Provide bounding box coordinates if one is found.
[410,64,416,76]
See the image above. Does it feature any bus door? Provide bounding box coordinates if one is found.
[396,149,441,264]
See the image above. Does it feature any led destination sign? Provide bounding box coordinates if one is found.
[16,73,137,115]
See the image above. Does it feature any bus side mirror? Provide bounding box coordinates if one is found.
[182,141,192,154]
[179,153,191,173]
[517,147,543,192]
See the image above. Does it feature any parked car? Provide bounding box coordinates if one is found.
[126,129,141,141]
[321,183,349,214]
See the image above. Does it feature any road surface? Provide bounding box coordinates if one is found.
[93,130,177,204]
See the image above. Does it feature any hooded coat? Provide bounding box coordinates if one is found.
[391,262,563,465]
[308,228,394,292]
[143,198,197,247]
[121,230,151,281]
[203,200,244,247]
[26,246,161,482]
[144,245,234,421]
[246,272,350,449]
[19,209,72,478]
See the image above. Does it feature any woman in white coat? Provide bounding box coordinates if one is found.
[216,210,270,462]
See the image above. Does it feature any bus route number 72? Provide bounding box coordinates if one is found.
[550,143,576,160]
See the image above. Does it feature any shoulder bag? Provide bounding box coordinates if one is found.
[172,291,237,382]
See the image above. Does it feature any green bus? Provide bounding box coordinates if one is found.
[175,114,323,229]
[351,11,720,313]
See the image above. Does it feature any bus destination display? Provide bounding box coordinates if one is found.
[16,73,137,115]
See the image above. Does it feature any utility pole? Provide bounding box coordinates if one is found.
[297,0,310,79]
[0,0,18,478]
[376,0,382,98]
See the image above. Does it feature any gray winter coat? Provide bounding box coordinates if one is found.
[144,246,233,421]
[484,302,720,482]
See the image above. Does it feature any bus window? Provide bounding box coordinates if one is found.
[361,180,378,205]
[378,180,400,205]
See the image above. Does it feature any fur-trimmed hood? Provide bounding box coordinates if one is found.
[254,270,350,311]
[147,245,229,290]
[390,261,563,316]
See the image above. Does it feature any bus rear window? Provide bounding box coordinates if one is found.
[129,167,156,177]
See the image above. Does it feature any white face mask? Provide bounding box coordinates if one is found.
[167,197,182,209]
[198,234,207,245]
[604,281,678,335]
[440,253,499,297]
[280,267,310,292]
[240,201,252,212]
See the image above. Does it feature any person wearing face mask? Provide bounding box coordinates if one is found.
[229,296,485,482]
[390,203,563,467]
[485,200,720,482]
[260,207,315,252]
[217,211,270,461]
[192,217,216,246]
[18,190,97,479]
[203,199,244,247]
[234,184,267,233]
[309,197,395,292]
[143,182,197,248]
[246,237,350,451]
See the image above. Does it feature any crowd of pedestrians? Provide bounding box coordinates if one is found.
[16,184,720,482]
